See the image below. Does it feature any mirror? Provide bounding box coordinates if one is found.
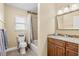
[57,10,79,29]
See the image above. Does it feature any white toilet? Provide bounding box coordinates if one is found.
[17,32,27,55]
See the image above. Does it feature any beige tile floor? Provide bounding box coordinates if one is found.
[6,49,37,56]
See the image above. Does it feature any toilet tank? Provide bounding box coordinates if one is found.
[17,32,25,43]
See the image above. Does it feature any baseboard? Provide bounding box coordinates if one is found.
[6,46,18,52]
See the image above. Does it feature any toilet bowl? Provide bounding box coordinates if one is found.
[19,42,27,48]
[19,42,27,54]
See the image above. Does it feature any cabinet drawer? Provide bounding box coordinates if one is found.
[66,42,78,52]
[54,39,65,47]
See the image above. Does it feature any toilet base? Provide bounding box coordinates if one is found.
[20,48,26,55]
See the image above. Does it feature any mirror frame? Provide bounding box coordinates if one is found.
[56,9,79,30]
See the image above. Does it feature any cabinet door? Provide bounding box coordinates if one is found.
[55,45,65,56]
[66,49,78,56]
[48,38,65,56]
[48,43,55,56]
[48,46,55,56]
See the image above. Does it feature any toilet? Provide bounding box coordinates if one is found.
[17,32,27,55]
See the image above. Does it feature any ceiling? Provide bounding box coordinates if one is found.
[5,3,37,12]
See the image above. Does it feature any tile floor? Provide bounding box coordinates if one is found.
[6,49,37,56]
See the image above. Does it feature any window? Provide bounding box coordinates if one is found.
[15,16,26,30]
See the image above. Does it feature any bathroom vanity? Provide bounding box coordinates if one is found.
[47,35,79,56]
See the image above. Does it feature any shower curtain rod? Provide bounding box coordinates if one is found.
[27,11,37,15]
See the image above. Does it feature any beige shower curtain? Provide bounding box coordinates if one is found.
[26,13,32,45]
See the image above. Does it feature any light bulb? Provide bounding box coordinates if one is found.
[63,7,69,13]
[57,10,63,15]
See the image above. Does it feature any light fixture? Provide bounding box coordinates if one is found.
[57,10,63,15]
[70,4,78,11]
[63,7,69,13]
[57,4,79,15]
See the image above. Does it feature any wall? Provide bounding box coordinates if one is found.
[0,3,4,29]
[38,3,56,56]
[4,5,27,48]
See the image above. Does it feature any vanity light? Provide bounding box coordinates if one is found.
[57,10,63,15]
[57,4,79,15]
[63,7,69,13]
[70,4,78,11]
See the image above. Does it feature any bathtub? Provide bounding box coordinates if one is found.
[30,40,38,55]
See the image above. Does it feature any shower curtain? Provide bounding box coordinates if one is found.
[26,13,33,45]
[0,29,6,56]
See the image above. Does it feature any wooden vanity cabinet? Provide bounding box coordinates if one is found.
[48,38,55,56]
[48,38,65,56]
[66,49,78,56]
[48,38,78,56]
[66,42,78,56]
[55,44,65,56]
[48,42,55,56]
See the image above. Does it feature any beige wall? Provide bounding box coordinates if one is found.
[4,5,27,48]
[38,3,56,56]
[0,3,4,29]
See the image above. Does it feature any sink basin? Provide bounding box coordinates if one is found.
[64,34,69,38]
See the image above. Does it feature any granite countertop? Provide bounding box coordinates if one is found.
[48,34,79,44]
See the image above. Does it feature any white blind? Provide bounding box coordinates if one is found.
[15,16,26,30]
